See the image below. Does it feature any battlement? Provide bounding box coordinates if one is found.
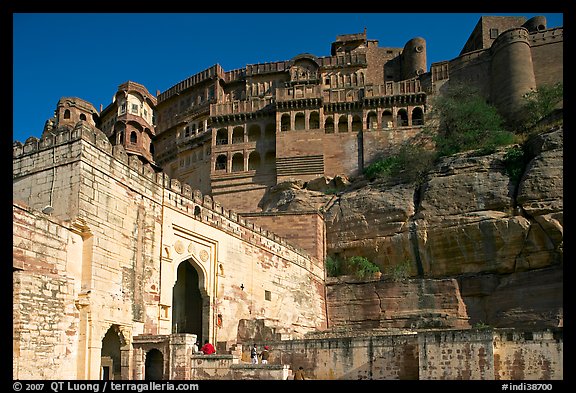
[491,27,532,55]
[245,60,290,76]
[13,122,318,267]
[528,27,563,46]
[157,64,223,103]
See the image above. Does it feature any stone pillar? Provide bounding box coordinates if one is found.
[169,333,197,380]
[133,347,144,380]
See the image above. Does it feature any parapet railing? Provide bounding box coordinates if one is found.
[210,98,275,116]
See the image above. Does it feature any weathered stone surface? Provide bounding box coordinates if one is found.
[326,277,470,330]
[517,128,563,217]
[258,179,332,212]
[273,128,563,329]
[459,266,563,329]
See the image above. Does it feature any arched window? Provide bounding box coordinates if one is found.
[351,115,362,132]
[232,126,244,144]
[367,111,378,130]
[215,154,227,171]
[248,124,261,142]
[130,131,137,144]
[412,107,424,125]
[231,153,244,172]
[397,109,408,126]
[79,113,87,121]
[248,151,261,170]
[382,110,393,128]
[281,114,291,131]
[64,109,71,119]
[309,112,320,129]
[324,117,334,133]
[295,112,305,130]
[338,115,348,133]
[216,128,228,145]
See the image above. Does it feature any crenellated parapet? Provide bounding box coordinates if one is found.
[13,122,317,266]
[491,27,531,55]
[163,175,315,266]
[528,27,563,46]
[13,121,97,158]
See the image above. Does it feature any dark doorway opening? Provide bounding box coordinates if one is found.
[101,326,121,380]
[172,260,203,337]
[145,349,164,380]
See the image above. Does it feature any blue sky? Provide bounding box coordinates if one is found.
[13,12,564,143]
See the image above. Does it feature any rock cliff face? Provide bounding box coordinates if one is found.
[262,127,563,329]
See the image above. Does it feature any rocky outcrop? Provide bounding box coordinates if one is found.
[262,127,563,329]
[326,276,470,330]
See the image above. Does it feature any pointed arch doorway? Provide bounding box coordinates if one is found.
[172,259,204,338]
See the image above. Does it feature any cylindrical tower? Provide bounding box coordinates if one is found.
[522,16,547,33]
[490,27,536,122]
[401,37,427,80]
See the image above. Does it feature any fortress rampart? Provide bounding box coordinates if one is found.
[13,123,327,379]
[13,14,563,380]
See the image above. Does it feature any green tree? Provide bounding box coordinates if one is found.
[429,83,515,157]
[520,83,563,131]
[363,141,435,184]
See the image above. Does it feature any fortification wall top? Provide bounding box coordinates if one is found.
[528,27,563,46]
[157,64,223,103]
[13,122,319,268]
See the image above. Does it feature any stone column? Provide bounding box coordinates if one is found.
[169,333,197,380]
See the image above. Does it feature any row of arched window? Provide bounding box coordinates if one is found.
[280,107,424,132]
[215,123,276,145]
[63,109,87,121]
[116,130,155,154]
[214,151,276,172]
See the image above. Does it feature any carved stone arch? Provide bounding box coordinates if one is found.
[171,254,211,339]
[173,253,210,298]
[100,323,131,380]
[99,323,129,346]
[289,54,320,84]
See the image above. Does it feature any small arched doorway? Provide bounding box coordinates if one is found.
[172,260,203,337]
[145,349,164,380]
[101,325,122,380]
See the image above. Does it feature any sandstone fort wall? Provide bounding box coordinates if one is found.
[13,126,327,379]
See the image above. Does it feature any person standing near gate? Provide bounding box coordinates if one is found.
[261,345,270,364]
[250,344,259,364]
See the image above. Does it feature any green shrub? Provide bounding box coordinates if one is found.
[325,255,380,278]
[385,260,411,282]
[503,145,528,183]
[473,321,491,330]
[347,256,380,279]
[429,83,515,157]
[325,255,341,277]
[520,83,563,132]
[363,142,435,184]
